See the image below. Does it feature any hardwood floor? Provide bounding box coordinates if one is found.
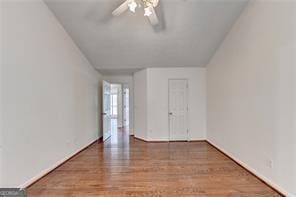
[27,130,282,196]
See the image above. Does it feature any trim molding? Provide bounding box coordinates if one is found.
[22,137,102,189]
[133,136,149,142]
[133,136,207,143]
[188,139,207,142]
[133,136,169,143]
[206,140,289,197]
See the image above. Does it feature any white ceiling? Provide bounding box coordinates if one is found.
[44,0,248,75]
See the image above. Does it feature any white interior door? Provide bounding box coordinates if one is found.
[169,79,188,141]
[103,80,111,141]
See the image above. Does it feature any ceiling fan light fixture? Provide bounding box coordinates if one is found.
[127,0,137,13]
[142,0,159,7]
[144,7,152,16]
[112,0,160,26]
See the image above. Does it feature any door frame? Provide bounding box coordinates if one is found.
[102,80,112,141]
[168,78,189,141]
[123,86,130,130]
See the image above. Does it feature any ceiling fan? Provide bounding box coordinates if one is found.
[112,0,160,26]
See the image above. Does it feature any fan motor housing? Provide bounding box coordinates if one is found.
[142,0,159,7]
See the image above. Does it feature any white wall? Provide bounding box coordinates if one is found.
[147,68,207,141]
[0,0,102,187]
[133,68,207,141]
[103,75,134,134]
[0,1,4,186]
[207,1,296,196]
[133,70,148,140]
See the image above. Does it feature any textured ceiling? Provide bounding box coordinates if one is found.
[44,0,248,74]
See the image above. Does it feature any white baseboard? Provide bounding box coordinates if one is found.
[133,135,147,141]
[146,139,169,142]
[134,136,207,142]
[207,139,294,197]
[189,138,206,141]
[19,138,99,189]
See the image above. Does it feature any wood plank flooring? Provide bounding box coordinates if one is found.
[27,131,282,196]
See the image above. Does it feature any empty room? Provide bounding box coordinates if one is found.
[0,0,295,196]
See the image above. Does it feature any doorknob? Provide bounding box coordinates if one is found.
[102,112,107,115]
[169,112,173,115]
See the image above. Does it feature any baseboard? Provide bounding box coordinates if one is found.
[133,136,148,142]
[188,139,207,142]
[133,136,165,142]
[21,137,101,189]
[133,136,207,143]
[206,140,292,197]
[147,140,169,143]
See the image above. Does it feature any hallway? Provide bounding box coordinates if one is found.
[27,130,281,196]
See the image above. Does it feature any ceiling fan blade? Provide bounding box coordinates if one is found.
[148,7,159,26]
[112,0,129,16]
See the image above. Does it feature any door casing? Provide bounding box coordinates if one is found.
[102,80,111,141]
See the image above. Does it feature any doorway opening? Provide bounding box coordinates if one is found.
[110,84,120,141]
[102,81,130,142]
